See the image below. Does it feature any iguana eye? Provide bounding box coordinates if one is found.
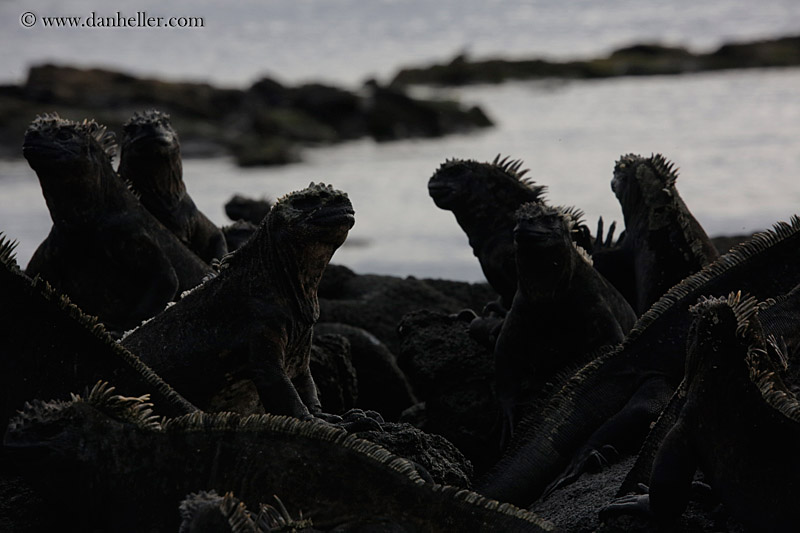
[56,129,73,141]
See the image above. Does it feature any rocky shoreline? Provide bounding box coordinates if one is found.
[3,35,799,526]
[0,256,758,532]
[390,34,800,86]
[1,126,793,529]
[0,64,492,164]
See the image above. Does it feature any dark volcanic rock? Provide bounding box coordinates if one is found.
[230,136,301,166]
[421,278,501,318]
[309,333,358,415]
[318,272,489,355]
[532,455,748,533]
[708,35,800,69]
[356,422,473,488]
[221,220,258,252]
[390,34,800,86]
[396,309,499,475]
[318,264,360,299]
[0,64,492,162]
[23,64,243,118]
[314,322,417,421]
[223,194,273,225]
[364,81,492,141]
[289,83,367,139]
[0,472,49,533]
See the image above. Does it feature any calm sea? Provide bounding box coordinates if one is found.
[1,0,799,281]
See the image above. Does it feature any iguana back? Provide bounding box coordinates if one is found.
[5,383,555,532]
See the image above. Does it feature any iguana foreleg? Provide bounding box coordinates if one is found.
[249,334,312,419]
[545,375,674,495]
[602,415,697,522]
[292,366,323,415]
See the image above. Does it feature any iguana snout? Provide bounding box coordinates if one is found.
[427,168,471,208]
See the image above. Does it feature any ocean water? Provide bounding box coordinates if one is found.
[1,1,799,281]
[1,0,798,86]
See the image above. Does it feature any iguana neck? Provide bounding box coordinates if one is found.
[122,152,186,213]
[455,208,516,255]
[232,218,328,324]
[42,156,137,229]
[516,244,576,300]
[270,229,330,323]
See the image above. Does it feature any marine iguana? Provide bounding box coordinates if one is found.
[494,203,637,445]
[427,155,548,310]
[122,183,355,420]
[599,153,719,314]
[476,216,800,507]
[602,293,800,531]
[0,232,195,427]
[617,281,800,497]
[119,109,228,263]
[4,382,556,532]
[23,114,212,333]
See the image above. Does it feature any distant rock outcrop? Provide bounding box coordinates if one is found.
[390,35,800,86]
[0,64,493,162]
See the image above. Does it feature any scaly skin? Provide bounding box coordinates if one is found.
[603,153,719,314]
[428,155,548,310]
[4,383,555,532]
[178,491,313,533]
[23,114,212,333]
[618,281,800,496]
[604,293,800,531]
[119,110,228,264]
[476,216,800,507]
[122,183,354,419]
[0,233,196,431]
[494,203,637,446]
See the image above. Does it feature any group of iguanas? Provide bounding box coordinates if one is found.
[429,153,800,530]
[2,110,798,531]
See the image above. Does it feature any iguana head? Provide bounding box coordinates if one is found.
[122,110,178,151]
[22,114,119,225]
[5,382,159,464]
[23,114,117,171]
[221,183,354,321]
[3,397,75,458]
[685,293,800,420]
[515,203,589,253]
[179,491,312,532]
[428,155,546,215]
[269,182,355,247]
[119,109,184,201]
[685,292,767,382]
[611,153,679,230]
[513,203,590,294]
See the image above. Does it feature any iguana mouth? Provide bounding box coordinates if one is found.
[309,206,355,228]
[610,175,622,195]
[427,182,458,205]
[22,141,75,160]
[125,132,177,152]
